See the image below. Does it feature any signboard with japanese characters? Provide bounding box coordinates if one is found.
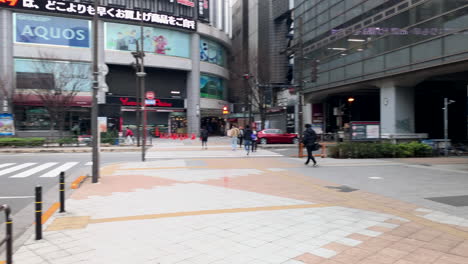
[14,13,91,47]
[105,22,190,58]
[177,0,195,7]
[350,121,380,140]
[197,0,210,22]
[1,0,196,31]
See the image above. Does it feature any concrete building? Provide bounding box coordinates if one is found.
[294,0,468,142]
[0,0,231,138]
[229,0,297,132]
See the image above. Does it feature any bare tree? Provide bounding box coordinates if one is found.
[16,54,91,137]
[248,78,268,130]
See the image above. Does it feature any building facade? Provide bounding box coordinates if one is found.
[294,0,468,141]
[0,0,231,137]
[229,0,297,132]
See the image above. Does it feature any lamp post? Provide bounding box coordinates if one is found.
[91,0,100,183]
[443,98,455,156]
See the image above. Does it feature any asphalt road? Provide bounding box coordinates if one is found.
[0,152,143,239]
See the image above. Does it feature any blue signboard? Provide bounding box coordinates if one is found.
[0,113,15,136]
[14,13,91,48]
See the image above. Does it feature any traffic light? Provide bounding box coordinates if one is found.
[310,60,319,82]
[222,106,229,115]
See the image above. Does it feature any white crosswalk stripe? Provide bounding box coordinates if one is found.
[10,162,58,178]
[0,163,36,176]
[39,162,79,178]
[0,163,15,169]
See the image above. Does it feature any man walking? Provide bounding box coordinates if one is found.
[243,125,253,155]
[303,124,318,167]
[200,126,209,149]
[228,125,240,151]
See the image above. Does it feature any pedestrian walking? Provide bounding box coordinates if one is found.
[200,126,209,149]
[238,126,244,148]
[251,130,258,152]
[243,125,253,155]
[303,124,318,167]
[228,125,240,151]
[125,127,134,145]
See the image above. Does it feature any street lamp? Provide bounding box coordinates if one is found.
[91,0,100,183]
[443,98,455,156]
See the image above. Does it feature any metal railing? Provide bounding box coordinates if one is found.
[0,204,12,264]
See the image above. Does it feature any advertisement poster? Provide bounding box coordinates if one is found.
[200,38,225,66]
[14,13,90,48]
[0,113,15,136]
[105,22,190,58]
[198,0,210,22]
[98,117,107,133]
[200,75,224,100]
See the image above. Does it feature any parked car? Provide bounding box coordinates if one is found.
[256,129,299,144]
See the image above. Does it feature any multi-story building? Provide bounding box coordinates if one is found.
[0,0,231,137]
[294,0,468,142]
[229,0,297,132]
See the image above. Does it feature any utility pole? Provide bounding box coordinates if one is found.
[296,17,304,157]
[91,0,100,183]
[443,98,455,156]
[138,1,147,161]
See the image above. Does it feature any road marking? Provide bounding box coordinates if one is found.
[0,163,15,169]
[10,162,58,178]
[40,162,79,178]
[0,196,34,199]
[369,177,383,180]
[85,162,92,166]
[0,163,36,176]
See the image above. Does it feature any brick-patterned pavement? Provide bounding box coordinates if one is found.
[5,147,468,264]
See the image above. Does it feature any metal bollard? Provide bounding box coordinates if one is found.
[35,185,42,240]
[1,204,13,264]
[59,171,65,213]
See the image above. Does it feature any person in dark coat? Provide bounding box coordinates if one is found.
[303,124,318,166]
[243,125,253,155]
[200,126,209,149]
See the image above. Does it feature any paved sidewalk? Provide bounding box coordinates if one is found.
[4,150,468,264]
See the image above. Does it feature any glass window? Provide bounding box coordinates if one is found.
[200,38,227,67]
[200,75,225,100]
[158,0,175,14]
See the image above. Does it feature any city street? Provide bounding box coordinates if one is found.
[2,141,468,264]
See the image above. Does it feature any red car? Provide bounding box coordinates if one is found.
[256,129,299,144]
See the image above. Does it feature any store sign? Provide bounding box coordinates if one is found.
[0,113,15,136]
[351,121,380,140]
[177,0,195,7]
[1,0,196,31]
[107,96,184,108]
[14,13,90,47]
[197,0,209,22]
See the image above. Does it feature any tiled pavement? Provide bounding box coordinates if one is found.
[4,148,468,264]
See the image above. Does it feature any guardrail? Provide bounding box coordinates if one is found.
[0,204,12,264]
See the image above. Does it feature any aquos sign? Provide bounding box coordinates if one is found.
[14,13,91,47]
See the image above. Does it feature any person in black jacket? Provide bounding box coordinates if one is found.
[303,124,318,166]
[243,125,253,155]
[200,126,209,149]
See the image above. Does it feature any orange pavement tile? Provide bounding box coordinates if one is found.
[449,241,468,257]
[323,242,352,253]
[394,260,418,264]
[379,234,405,242]
[342,248,374,260]
[368,226,393,233]
[347,233,373,241]
[402,248,444,263]
[361,253,399,264]
[71,174,180,200]
[409,229,443,242]
[294,253,326,264]
[436,254,468,264]
[385,219,410,225]
[357,238,394,253]
[379,247,410,259]
[330,253,361,263]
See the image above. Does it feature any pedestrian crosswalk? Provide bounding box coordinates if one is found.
[0,162,84,179]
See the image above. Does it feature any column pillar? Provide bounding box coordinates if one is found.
[0,9,13,113]
[380,83,415,137]
[187,33,201,135]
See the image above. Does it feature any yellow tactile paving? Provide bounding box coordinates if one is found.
[46,216,90,231]
[89,203,331,224]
